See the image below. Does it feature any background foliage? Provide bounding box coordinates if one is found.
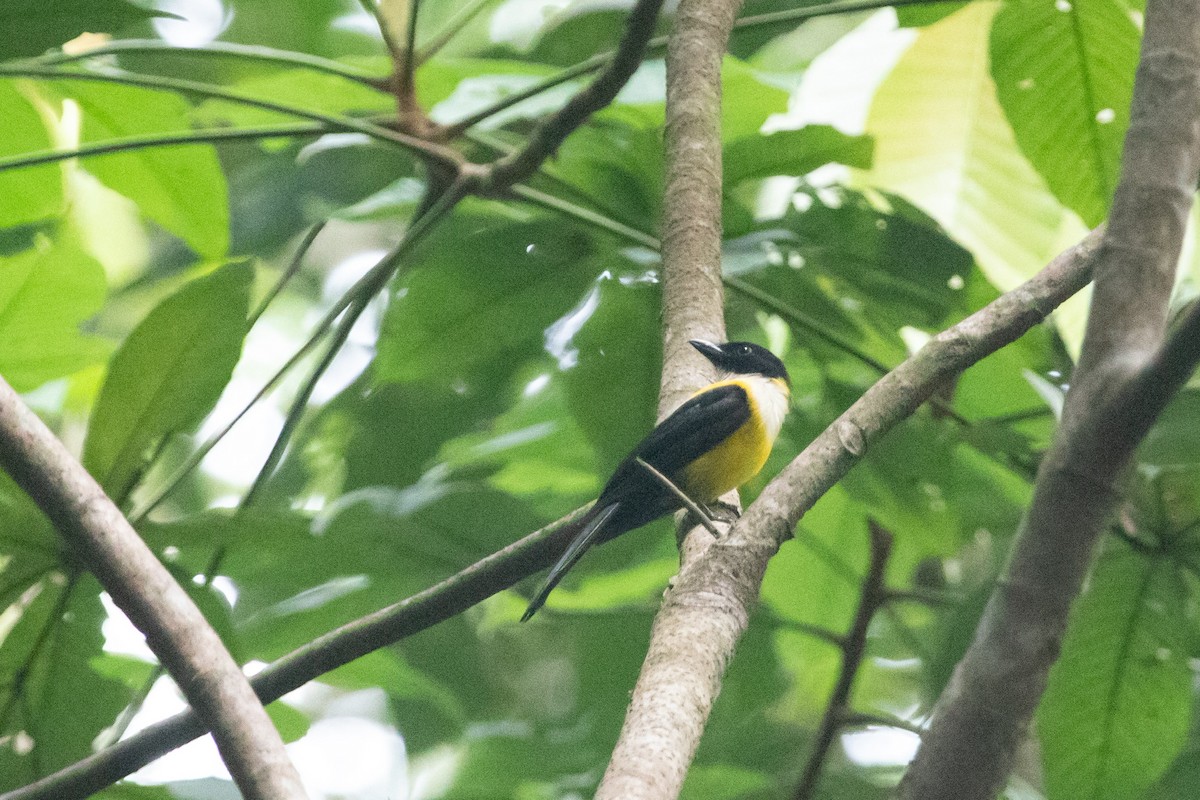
[0,0,1197,798]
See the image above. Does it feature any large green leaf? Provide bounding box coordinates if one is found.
[193,69,392,129]
[725,126,873,186]
[0,82,63,227]
[83,262,252,501]
[728,187,975,367]
[560,272,661,470]
[0,1,164,59]
[990,0,1138,227]
[0,233,108,392]
[863,3,1076,293]
[57,81,230,258]
[0,578,129,790]
[375,208,602,386]
[1038,543,1192,800]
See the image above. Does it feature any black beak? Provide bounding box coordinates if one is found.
[689,339,724,364]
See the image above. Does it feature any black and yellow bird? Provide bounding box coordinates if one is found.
[522,339,791,621]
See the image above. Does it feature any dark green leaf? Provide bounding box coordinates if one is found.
[83,262,252,501]
[725,126,874,185]
[0,1,167,59]
[375,207,601,386]
[1038,542,1191,800]
[561,273,661,469]
[0,578,130,789]
[1140,389,1200,467]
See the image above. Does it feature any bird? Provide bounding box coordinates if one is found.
[521,339,791,621]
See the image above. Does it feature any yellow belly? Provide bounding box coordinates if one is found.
[680,408,773,502]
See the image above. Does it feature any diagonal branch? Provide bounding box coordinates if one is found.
[898,0,1200,797]
[0,379,307,800]
[0,227,1102,800]
[793,520,893,800]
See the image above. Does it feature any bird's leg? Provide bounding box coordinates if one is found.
[702,500,741,526]
[634,457,721,538]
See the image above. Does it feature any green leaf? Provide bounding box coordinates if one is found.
[561,273,661,470]
[863,3,1076,293]
[57,81,230,258]
[990,0,1138,227]
[725,126,874,186]
[375,207,600,385]
[0,233,109,392]
[731,187,975,362]
[720,57,792,142]
[0,578,130,790]
[1140,389,1200,467]
[437,362,603,503]
[0,1,166,59]
[83,262,252,501]
[265,700,311,743]
[0,82,63,227]
[1038,543,1192,800]
[193,69,392,129]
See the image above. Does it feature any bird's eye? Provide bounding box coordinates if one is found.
[740,345,751,354]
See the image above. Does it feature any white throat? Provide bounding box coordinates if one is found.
[726,372,789,441]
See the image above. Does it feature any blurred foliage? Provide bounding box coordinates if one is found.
[0,1,1195,800]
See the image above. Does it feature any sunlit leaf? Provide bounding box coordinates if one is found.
[83,262,252,501]
[58,81,231,258]
[0,233,108,392]
[0,82,63,227]
[990,0,1138,227]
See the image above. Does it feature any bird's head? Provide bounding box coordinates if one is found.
[689,340,790,384]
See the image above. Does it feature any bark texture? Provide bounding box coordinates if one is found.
[899,0,1200,796]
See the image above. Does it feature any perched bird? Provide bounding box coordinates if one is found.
[522,339,791,621]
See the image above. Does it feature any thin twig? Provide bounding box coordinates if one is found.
[442,0,957,138]
[793,521,893,800]
[416,0,492,64]
[0,123,333,174]
[357,0,406,64]
[635,457,721,538]
[480,0,665,192]
[248,222,326,329]
[0,65,461,168]
[35,39,384,85]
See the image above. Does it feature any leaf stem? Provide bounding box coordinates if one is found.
[34,39,385,86]
[0,123,332,175]
[0,65,461,168]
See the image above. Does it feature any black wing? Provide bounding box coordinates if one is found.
[598,383,751,506]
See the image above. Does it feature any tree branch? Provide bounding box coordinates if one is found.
[793,520,892,800]
[898,0,1200,796]
[1,227,1102,800]
[0,379,307,800]
[594,0,744,796]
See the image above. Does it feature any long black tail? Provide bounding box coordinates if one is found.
[521,502,620,622]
